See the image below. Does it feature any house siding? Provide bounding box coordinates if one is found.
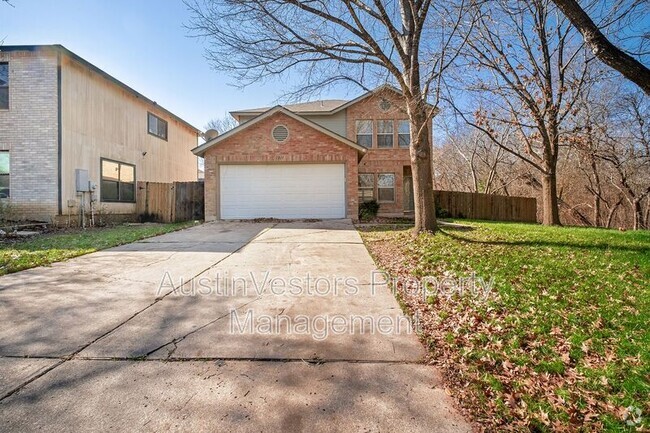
[302,111,347,136]
[59,55,199,218]
[0,50,59,221]
[203,111,359,220]
[0,46,199,222]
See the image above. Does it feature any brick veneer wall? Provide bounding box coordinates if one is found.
[0,50,59,221]
[345,88,432,216]
[202,112,360,220]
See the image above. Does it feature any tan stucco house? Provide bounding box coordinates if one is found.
[0,45,200,223]
[193,85,430,220]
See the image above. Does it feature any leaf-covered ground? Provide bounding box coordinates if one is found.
[0,222,195,275]
[359,221,649,432]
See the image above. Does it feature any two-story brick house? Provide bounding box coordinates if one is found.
[0,45,200,223]
[193,85,430,220]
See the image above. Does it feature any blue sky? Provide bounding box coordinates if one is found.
[1,0,353,130]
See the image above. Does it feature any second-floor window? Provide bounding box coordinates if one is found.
[101,159,136,202]
[377,120,394,148]
[0,63,8,110]
[398,120,411,148]
[148,112,168,140]
[356,120,373,148]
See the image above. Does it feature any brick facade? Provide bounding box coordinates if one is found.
[0,50,60,221]
[203,111,360,220]
[345,88,430,216]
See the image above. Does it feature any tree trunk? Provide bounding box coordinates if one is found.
[589,157,602,227]
[541,173,561,225]
[409,104,437,233]
[605,198,622,229]
[632,199,643,230]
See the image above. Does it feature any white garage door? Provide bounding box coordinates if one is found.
[220,164,346,219]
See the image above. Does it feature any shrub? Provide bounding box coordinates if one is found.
[435,205,451,218]
[138,212,162,223]
[359,200,380,221]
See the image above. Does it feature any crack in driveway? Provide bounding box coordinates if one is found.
[142,296,265,360]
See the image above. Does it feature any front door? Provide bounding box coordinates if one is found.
[403,176,414,212]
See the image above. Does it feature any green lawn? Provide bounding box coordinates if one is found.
[360,221,649,432]
[0,222,195,276]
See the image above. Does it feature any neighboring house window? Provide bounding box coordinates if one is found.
[377,120,394,148]
[0,63,8,110]
[101,159,135,202]
[148,112,168,140]
[378,173,395,202]
[356,120,373,148]
[0,151,9,198]
[358,173,375,202]
[398,120,411,148]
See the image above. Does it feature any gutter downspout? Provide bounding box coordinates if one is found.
[57,52,63,216]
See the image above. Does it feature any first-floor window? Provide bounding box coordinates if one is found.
[358,173,375,202]
[378,173,395,202]
[0,151,9,198]
[101,159,135,202]
[398,120,410,148]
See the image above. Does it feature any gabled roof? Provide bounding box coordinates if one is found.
[230,84,412,120]
[0,45,200,133]
[192,106,367,158]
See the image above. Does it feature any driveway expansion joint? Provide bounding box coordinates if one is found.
[2,355,427,365]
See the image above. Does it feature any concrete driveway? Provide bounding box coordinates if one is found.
[0,220,470,432]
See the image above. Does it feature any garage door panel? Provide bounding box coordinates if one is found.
[220,164,346,219]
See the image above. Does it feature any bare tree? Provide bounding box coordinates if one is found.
[551,0,650,95]
[450,0,596,225]
[435,123,518,195]
[567,78,649,229]
[596,91,650,229]
[185,0,475,232]
[205,113,238,133]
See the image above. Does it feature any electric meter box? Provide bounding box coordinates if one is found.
[75,169,90,192]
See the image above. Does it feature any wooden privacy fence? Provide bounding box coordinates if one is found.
[136,181,204,223]
[434,190,537,223]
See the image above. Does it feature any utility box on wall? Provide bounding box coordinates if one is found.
[75,169,90,192]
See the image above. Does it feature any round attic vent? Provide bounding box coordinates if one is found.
[272,125,289,142]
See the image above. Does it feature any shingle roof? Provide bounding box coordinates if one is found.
[229,84,417,120]
[232,99,348,114]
